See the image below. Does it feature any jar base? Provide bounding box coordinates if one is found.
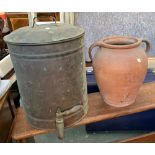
[103,97,136,108]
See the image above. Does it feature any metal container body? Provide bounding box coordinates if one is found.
[6,36,88,129]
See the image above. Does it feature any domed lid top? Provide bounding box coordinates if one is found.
[4,23,84,45]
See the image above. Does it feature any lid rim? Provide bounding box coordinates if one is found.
[4,33,84,46]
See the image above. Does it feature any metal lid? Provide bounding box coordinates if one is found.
[4,23,84,45]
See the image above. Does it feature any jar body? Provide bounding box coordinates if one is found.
[89,36,149,107]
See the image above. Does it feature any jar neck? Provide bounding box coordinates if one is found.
[101,36,141,49]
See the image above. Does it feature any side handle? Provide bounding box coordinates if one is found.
[88,41,104,62]
[142,39,150,53]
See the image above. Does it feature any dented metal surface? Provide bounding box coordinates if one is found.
[4,23,88,133]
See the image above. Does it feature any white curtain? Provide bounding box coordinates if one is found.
[60,12,74,25]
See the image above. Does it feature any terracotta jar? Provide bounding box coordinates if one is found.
[88,36,150,107]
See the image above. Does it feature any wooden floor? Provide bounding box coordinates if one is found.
[0,91,14,142]
[12,82,155,141]
[0,93,9,111]
[120,131,155,143]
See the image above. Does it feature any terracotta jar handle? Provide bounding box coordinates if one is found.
[142,39,150,53]
[88,41,104,62]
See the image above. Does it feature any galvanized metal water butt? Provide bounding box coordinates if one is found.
[4,23,88,138]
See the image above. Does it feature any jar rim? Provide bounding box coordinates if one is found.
[102,36,142,49]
